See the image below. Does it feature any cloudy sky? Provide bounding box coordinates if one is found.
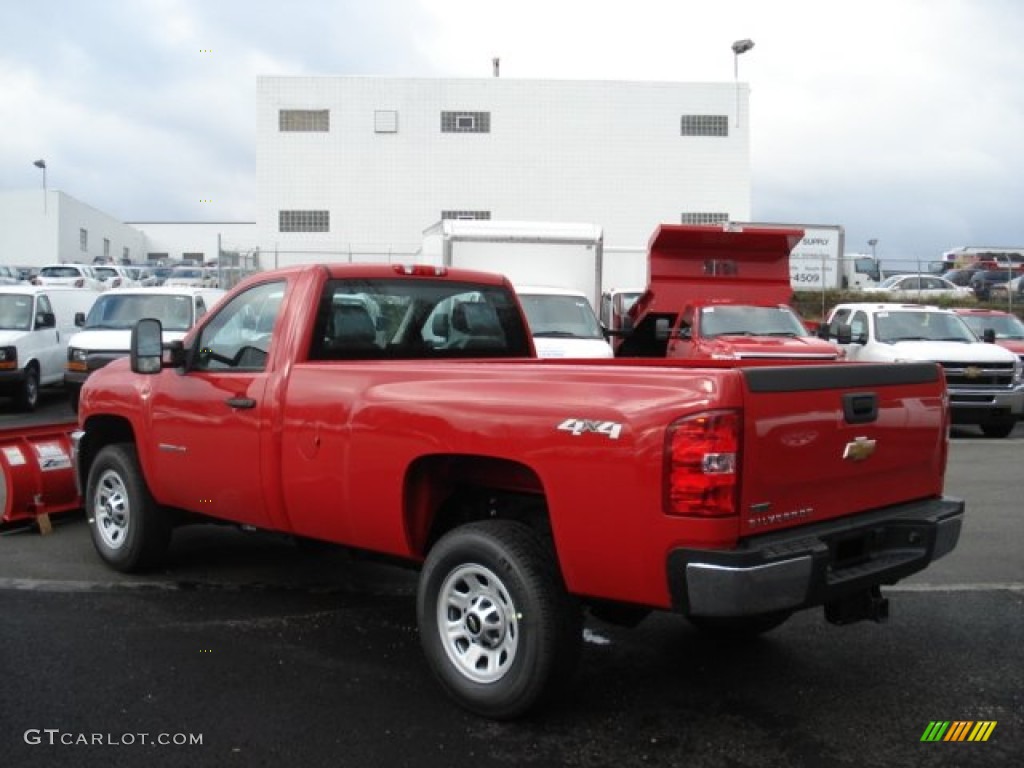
[2,0,1022,266]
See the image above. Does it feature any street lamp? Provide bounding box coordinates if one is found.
[33,159,47,214]
[731,39,755,129]
[732,39,755,79]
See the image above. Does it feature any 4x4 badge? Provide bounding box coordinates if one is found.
[843,436,877,461]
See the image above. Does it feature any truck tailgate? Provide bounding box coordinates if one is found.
[737,362,947,536]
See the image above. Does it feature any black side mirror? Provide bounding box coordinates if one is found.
[983,328,996,344]
[75,312,86,327]
[131,318,164,374]
[654,318,671,341]
[35,311,56,329]
[836,324,854,345]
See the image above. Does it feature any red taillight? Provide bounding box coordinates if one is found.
[664,410,740,517]
[393,264,448,277]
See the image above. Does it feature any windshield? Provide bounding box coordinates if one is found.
[39,265,83,279]
[0,294,34,331]
[959,313,1024,340]
[84,293,195,331]
[94,267,119,280]
[699,305,810,338]
[171,268,204,279]
[875,311,976,343]
[517,293,603,339]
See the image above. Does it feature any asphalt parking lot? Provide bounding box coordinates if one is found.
[1,413,1022,767]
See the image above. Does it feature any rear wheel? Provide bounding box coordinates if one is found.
[417,520,581,720]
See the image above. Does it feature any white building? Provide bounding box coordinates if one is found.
[0,189,146,268]
[256,76,752,268]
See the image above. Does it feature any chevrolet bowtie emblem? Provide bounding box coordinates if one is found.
[964,366,982,379]
[843,436,877,461]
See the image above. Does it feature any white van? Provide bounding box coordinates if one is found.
[65,286,226,410]
[0,286,100,410]
[515,286,614,358]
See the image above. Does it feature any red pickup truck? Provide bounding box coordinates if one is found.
[617,225,840,361]
[73,262,964,719]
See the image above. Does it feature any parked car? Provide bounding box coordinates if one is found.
[953,307,1024,360]
[0,265,27,285]
[163,266,219,288]
[34,263,106,291]
[968,269,1019,301]
[92,264,139,289]
[862,274,974,301]
[987,276,1024,302]
[941,268,985,287]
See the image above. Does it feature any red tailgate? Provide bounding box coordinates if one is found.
[736,362,948,536]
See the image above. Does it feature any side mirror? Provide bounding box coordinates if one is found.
[836,323,854,345]
[131,318,164,374]
[75,312,86,327]
[983,328,996,344]
[35,311,56,329]
[654,317,671,341]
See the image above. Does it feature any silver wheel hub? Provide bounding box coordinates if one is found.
[93,469,130,550]
[437,563,519,684]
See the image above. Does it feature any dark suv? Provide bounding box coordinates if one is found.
[968,269,1018,300]
[941,268,984,287]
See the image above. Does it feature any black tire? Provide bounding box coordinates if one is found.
[15,364,39,411]
[686,610,793,639]
[417,520,582,720]
[86,443,171,572]
[67,384,81,414]
[980,419,1016,439]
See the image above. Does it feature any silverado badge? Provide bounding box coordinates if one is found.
[843,436,877,462]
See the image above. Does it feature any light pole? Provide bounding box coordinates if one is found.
[731,39,755,128]
[33,159,47,214]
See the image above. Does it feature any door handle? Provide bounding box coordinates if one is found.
[225,396,256,410]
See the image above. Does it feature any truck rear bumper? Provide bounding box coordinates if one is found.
[667,497,964,617]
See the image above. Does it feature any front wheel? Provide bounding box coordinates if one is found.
[86,443,171,572]
[980,418,1016,439]
[15,364,39,411]
[417,521,582,720]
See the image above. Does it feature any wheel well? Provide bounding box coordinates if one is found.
[77,415,135,490]
[404,454,550,557]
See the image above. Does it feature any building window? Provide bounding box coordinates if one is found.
[183,252,205,263]
[103,238,111,259]
[147,253,169,263]
[681,212,730,225]
[279,210,330,233]
[80,228,88,252]
[680,115,729,137]
[123,247,130,262]
[441,111,491,133]
[441,210,491,221]
[374,110,398,133]
[279,109,329,132]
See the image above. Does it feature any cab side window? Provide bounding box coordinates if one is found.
[193,281,286,372]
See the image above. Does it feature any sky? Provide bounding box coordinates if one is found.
[2,0,1023,268]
